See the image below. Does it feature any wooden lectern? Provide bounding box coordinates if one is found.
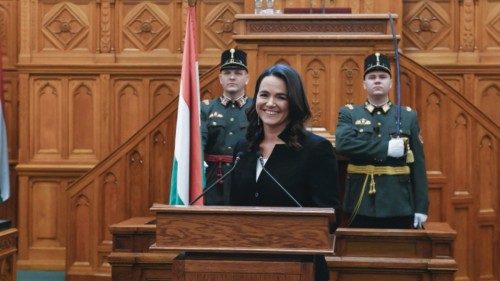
[150,203,336,281]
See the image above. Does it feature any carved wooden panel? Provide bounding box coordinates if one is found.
[118,1,174,52]
[110,76,178,149]
[67,102,177,279]
[403,0,455,52]
[32,78,63,160]
[30,76,100,162]
[476,76,500,124]
[201,1,244,51]
[404,0,500,64]
[432,71,500,125]
[0,0,17,68]
[478,0,500,53]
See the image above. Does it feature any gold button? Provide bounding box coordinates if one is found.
[226,163,231,166]
[378,134,382,137]
[378,122,382,126]
[212,122,217,125]
[377,111,381,115]
[228,146,232,150]
[232,104,235,108]
[359,129,364,132]
[230,117,234,122]
[229,132,234,135]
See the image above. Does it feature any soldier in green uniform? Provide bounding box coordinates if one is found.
[201,49,253,205]
[335,53,429,229]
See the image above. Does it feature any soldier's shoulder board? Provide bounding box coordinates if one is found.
[345,104,354,110]
[406,106,412,112]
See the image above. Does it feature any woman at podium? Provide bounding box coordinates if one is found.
[228,64,340,281]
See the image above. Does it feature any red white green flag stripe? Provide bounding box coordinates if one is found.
[169,5,204,205]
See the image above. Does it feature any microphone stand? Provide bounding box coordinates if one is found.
[258,156,303,207]
[189,154,242,205]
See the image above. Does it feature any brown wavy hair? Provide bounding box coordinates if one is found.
[246,64,311,150]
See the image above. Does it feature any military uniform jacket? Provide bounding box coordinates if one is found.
[335,101,429,218]
[201,96,253,205]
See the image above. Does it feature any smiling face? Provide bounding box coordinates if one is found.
[363,70,392,104]
[256,75,290,133]
[219,69,249,98]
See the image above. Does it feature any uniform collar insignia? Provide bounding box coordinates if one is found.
[365,100,392,114]
[220,94,248,108]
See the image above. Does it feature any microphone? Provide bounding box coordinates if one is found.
[189,152,243,205]
[257,153,303,207]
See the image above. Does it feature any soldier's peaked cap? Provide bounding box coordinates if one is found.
[364,52,391,77]
[220,48,248,71]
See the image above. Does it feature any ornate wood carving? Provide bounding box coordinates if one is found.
[341,58,360,104]
[99,0,112,53]
[247,19,387,34]
[42,2,90,50]
[460,0,475,51]
[123,2,171,51]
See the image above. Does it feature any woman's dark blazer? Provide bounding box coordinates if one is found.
[229,129,340,209]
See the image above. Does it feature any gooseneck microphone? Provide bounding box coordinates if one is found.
[257,153,303,207]
[189,152,243,205]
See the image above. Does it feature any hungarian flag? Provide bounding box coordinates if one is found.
[169,4,204,205]
[0,45,10,203]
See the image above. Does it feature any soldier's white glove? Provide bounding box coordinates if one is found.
[413,213,428,229]
[387,138,405,158]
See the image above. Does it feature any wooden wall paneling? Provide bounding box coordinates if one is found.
[96,0,114,61]
[100,74,112,158]
[402,0,457,63]
[29,179,67,259]
[459,0,475,54]
[200,1,244,54]
[68,77,100,162]
[33,1,96,64]
[475,125,498,281]
[150,77,178,117]
[17,169,86,270]
[66,97,178,280]
[126,139,150,217]
[0,0,18,68]
[115,1,180,64]
[149,118,175,206]
[401,55,499,281]
[428,68,500,126]
[31,77,63,161]
[111,78,145,148]
[302,54,330,128]
[475,75,500,124]
[477,0,500,63]
[336,55,363,106]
